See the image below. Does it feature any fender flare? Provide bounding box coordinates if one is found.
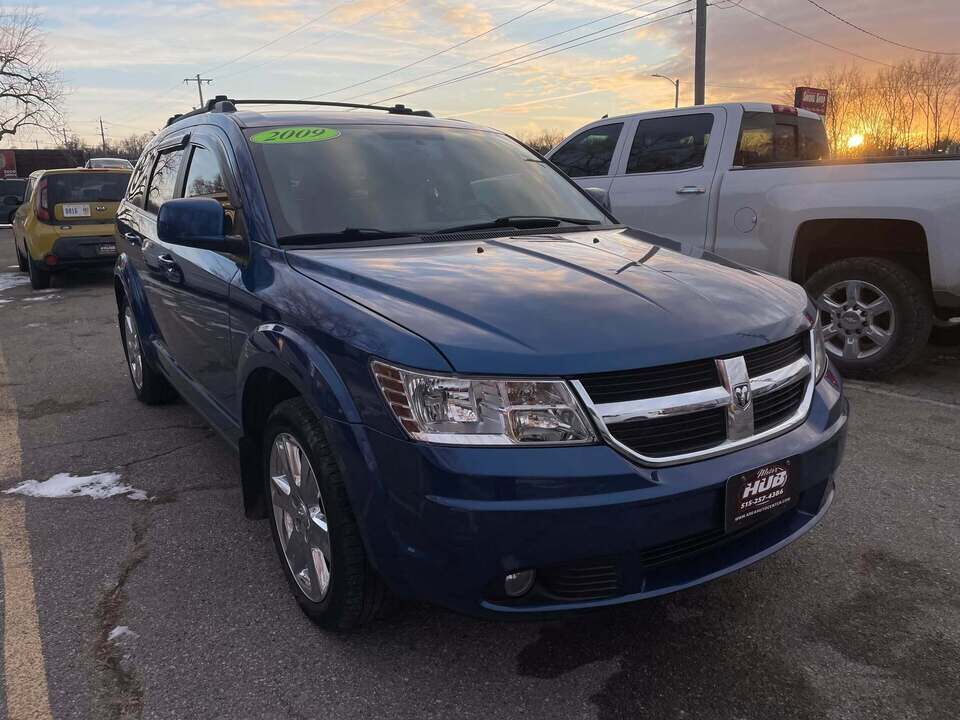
[114,254,164,365]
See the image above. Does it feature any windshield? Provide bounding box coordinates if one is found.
[47,172,131,204]
[246,124,609,242]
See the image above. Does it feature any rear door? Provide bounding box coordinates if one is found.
[546,121,627,195]
[608,108,725,246]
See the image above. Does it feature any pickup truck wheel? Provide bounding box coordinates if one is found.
[806,257,932,378]
[930,321,960,346]
[265,398,391,631]
[119,301,177,404]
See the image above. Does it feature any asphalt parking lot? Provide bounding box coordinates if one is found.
[0,227,957,720]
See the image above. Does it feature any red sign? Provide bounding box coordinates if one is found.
[794,87,828,116]
[0,150,15,178]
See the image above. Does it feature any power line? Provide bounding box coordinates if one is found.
[729,3,894,67]
[202,1,356,75]
[801,0,959,56]
[372,1,696,105]
[216,0,410,82]
[302,0,558,100]
[342,0,665,103]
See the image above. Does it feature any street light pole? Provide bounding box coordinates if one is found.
[651,74,680,108]
[694,0,706,105]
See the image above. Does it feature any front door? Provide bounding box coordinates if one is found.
[140,136,241,417]
[608,108,725,247]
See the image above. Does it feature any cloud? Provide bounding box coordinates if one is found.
[439,1,493,38]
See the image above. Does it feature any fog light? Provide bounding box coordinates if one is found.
[504,569,536,598]
[44,254,58,266]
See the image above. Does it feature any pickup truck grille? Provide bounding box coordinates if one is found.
[573,331,815,464]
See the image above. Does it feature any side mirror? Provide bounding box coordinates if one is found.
[157,197,245,254]
[584,187,611,211]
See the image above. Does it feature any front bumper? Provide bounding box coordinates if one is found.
[326,373,848,617]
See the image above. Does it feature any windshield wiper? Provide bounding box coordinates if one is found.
[432,215,602,234]
[279,228,416,245]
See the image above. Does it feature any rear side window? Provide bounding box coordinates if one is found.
[126,151,154,208]
[46,172,131,205]
[736,112,829,166]
[626,114,713,174]
[550,123,623,177]
[145,149,184,214]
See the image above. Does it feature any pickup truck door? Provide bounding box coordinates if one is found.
[546,120,629,196]
[606,108,725,246]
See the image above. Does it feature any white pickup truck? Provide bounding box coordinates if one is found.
[547,103,960,377]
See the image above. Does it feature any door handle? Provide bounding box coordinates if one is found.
[157,253,177,268]
[123,231,141,245]
[157,254,183,284]
[676,186,706,194]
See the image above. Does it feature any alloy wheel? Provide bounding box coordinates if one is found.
[817,280,895,361]
[123,306,144,389]
[269,433,332,602]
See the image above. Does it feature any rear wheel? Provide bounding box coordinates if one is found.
[119,299,177,404]
[15,239,27,272]
[27,258,50,290]
[265,397,391,631]
[806,257,932,378]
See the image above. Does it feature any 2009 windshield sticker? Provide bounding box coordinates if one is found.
[249,127,340,144]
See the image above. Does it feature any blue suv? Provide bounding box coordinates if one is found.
[114,97,848,630]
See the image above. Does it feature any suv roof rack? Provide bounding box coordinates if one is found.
[166,96,433,126]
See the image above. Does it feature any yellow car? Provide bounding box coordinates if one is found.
[12,167,131,289]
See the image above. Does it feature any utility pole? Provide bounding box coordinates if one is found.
[183,73,213,106]
[694,0,706,105]
[652,74,680,108]
[99,117,107,154]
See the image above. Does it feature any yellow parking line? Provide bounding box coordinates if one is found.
[0,346,53,720]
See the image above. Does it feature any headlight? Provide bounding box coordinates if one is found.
[812,317,828,382]
[371,361,595,445]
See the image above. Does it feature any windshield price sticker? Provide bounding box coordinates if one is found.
[249,127,340,144]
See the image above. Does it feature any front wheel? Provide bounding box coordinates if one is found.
[806,257,932,378]
[264,398,391,631]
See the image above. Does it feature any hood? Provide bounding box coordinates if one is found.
[286,228,811,376]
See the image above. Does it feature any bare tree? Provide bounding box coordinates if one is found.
[0,7,62,143]
[515,128,567,155]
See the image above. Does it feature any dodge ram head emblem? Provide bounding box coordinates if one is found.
[733,383,751,409]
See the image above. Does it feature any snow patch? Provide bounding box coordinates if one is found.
[0,273,30,292]
[23,294,60,302]
[3,471,150,501]
[108,626,139,642]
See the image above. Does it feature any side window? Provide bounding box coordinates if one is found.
[145,148,184,214]
[550,123,623,178]
[182,145,236,231]
[126,151,154,208]
[182,146,228,203]
[626,114,714,174]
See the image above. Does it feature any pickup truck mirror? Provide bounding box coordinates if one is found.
[584,187,611,211]
[157,197,246,254]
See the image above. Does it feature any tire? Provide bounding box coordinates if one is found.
[27,258,51,290]
[264,397,391,631]
[118,297,177,404]
[806,257,932,379]
[15,239,27,272]
[930,321,960,346]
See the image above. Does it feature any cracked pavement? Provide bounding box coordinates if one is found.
[0,228,957,720]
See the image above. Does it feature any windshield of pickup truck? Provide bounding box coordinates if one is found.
[247,124,609,242]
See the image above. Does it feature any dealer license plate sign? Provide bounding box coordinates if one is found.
[97,243,116,255]
[725,459,796,531]
[62,203,90,218]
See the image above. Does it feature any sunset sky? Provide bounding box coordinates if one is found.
[5,0,957,148]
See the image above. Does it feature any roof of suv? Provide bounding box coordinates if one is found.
[224,110,478,131]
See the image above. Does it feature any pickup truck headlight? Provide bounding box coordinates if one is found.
[813,318,828,382]
[372,361,595,445]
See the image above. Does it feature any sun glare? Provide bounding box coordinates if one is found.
[847,134,865,149]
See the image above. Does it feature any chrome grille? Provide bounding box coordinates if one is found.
[573,330,816,465]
